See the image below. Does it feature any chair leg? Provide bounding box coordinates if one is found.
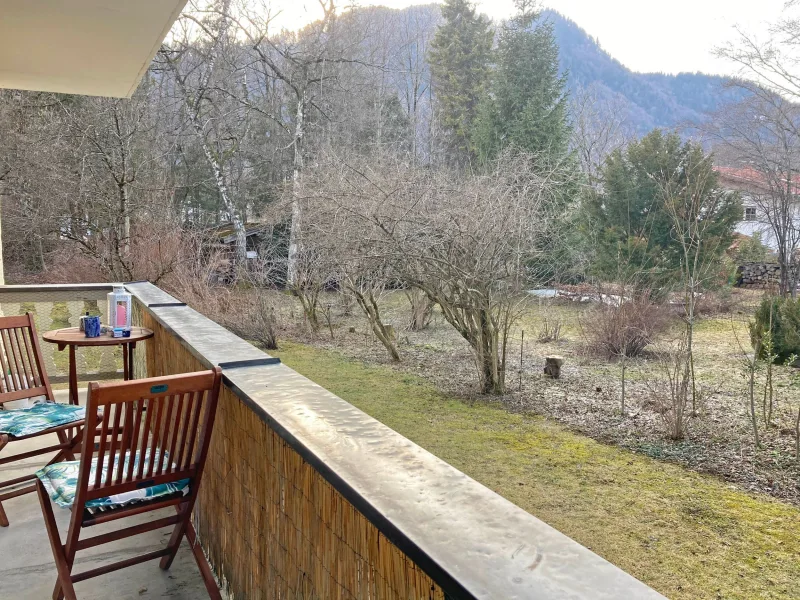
[185,520,222,600]
[48,427,83,465]
[159,504,190,571]
[0,435,8,527]
[35,480,77,600]
[55,430,76,462]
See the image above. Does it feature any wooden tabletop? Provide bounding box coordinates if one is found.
[42,326,154,347]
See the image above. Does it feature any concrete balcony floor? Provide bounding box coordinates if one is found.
[0,390,215,599]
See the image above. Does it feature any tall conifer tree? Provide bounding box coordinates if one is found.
[472,1,570,163]
[428,0,494,163]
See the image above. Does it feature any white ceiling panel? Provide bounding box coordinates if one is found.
[0,0,187,97]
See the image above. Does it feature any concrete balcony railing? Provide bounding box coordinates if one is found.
[0,282,665,600]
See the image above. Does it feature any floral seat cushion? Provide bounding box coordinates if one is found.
[37,450,190,509]
[0,402,85,438]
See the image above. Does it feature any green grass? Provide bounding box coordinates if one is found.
[272,341,800,600]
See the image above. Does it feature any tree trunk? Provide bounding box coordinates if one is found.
[406,288,434,331]
[477,308,503,395]
[749,364,761,449]
[297,287,320,333]
[287,92,306,288]
[118,182,130,257]
[198,136,246,266]
[352,285,400,362]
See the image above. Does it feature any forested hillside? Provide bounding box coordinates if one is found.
[546,10,744,133]
[353,5,741,134]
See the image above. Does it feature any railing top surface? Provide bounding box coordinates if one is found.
[225,364,665,600]
[6,281,664,600]
[124,282,184,306]
[0,283,114,293]
[125,282,266,368]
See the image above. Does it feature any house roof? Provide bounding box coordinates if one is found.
[0,0,187,98]
[715,165,800,195]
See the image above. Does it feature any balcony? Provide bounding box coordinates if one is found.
[0,283,664,599]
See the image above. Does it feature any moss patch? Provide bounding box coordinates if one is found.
[273,341,800,600]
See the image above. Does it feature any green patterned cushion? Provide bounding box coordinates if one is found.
[0,403,85,437]
[37,450,190,509]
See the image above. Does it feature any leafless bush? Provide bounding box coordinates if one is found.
[582,293,671,358]
[691,289,737,317]
[346,275,400,361]
[537,315,562,343]
[220,294,279,350]
[292,248,336,335]
[644,334,694,440]
[161,234,232,317]
[338,290,356,317]
[298,150,569,394]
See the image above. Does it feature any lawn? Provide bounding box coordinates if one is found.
[273,341,800,600]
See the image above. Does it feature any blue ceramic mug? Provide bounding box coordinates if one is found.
[84,316,102,338]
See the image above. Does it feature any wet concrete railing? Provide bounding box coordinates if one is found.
[1,282,665,599]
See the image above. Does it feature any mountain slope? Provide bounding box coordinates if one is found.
[546,10,743,133]
[342,4,740,136]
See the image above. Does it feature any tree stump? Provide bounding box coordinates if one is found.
[544,356,564,379]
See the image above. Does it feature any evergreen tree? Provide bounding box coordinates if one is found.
[428,0,494,163]
[587,129,742,290]
[472,1,571,163]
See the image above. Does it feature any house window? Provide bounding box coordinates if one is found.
[744,207,757,222]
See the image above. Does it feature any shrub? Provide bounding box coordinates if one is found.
[750,296,800,365]
[733,231,772,264]
[582,293,671,358]
[694,287,736,316]
[219,294,279,350]
[537,316,562,343]
[644,334,694,440]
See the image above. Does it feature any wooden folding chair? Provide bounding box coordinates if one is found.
[0,313,86,527]
[35,367,223,600]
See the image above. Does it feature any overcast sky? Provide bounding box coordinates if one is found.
[271,0,791,76]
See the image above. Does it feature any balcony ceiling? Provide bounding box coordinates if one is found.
[0,0,187,98]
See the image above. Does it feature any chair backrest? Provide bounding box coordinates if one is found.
[0,313,54,407]
[76,368,222,506]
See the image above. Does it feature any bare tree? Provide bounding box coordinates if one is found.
[405,287,435,331]
[346,271,401,362]
[234,0,373,285]
[704,86,800,297]
[570,83,632,187]
[158,0,250,266]
[300,150,566,394]
[646,332,693,440]
[717,2,800,102]
[57,94,170,280]
[715,4,800,296]
[656,150,741,413]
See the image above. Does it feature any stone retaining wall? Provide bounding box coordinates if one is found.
[736,263,793,288]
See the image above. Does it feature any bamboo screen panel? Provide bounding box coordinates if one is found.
[138,309,446,600]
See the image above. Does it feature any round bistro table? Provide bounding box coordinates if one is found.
[41,327,154,405]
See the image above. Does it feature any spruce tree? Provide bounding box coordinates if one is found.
[428,0,494,164]
[472,1,571,163]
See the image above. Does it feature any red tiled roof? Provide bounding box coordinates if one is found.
[715,166,800,194]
